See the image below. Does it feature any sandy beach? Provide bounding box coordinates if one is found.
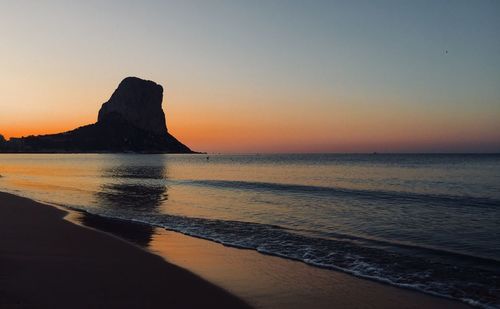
[0,191,250,308]
[0,190,471,308]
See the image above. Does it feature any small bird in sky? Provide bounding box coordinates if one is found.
[445,50,448,54]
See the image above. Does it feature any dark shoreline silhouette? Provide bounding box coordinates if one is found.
[0,77,194,153]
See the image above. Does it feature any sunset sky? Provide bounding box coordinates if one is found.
[1,1,499,153]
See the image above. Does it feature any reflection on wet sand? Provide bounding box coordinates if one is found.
[146,229,468,309]
[78,214,155,248]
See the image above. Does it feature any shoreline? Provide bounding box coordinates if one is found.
[76,214,472,309]
[0,191,471,308]
[0,191,250,308]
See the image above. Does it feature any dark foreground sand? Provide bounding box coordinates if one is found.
[0,191,250,308]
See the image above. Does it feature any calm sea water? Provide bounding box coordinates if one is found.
[1,154,499,307]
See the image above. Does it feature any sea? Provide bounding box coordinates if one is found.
[0,153,499,308]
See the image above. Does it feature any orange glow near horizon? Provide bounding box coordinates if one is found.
[2,120,91,139]
[1,81,499,153]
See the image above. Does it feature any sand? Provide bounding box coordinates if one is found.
[0,191,250,308]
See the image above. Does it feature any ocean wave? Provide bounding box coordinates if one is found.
[178,179,500,209]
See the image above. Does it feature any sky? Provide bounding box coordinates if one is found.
[0,0,499,153]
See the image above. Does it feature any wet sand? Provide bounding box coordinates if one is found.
[0,191,250,308]
[146,229,472,309]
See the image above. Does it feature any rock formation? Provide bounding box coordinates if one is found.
[1,77,193,153]
[98,77,168,135]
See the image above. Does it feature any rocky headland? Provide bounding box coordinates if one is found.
[0,77,193,153]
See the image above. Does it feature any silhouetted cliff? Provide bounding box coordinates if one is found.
[1,77,193,153]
